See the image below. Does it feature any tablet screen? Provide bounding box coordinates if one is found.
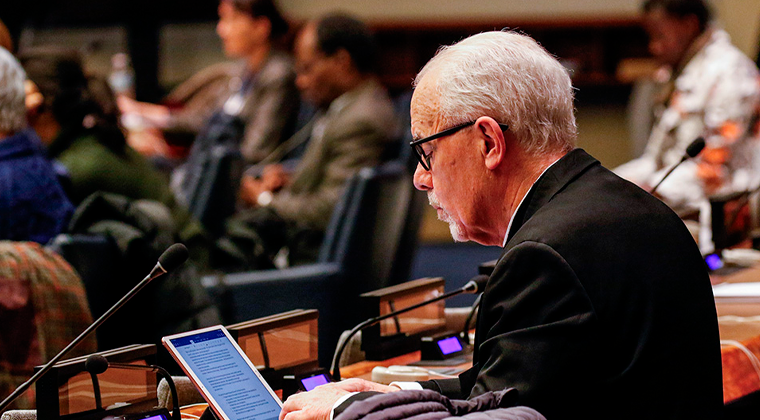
[167,329,281,420]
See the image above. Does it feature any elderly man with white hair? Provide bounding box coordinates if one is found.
[279,31,723,420]
[0,46,73,243]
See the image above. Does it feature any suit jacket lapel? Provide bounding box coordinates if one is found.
[505,149,600,245]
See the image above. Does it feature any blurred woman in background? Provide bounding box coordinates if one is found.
[118,0,299,164]
[20,47,205,245]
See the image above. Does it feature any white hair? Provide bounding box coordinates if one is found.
[0,47,26,135]
[414,31,577,155]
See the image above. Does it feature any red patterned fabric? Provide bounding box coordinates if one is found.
[0,242,96,410]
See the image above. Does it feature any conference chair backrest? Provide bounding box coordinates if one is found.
[183,144,244,239]
[392,90,415,170]
[47,234,120,321]
[333,162,415,296]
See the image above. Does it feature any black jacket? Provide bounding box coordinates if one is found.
[342,149,723,419]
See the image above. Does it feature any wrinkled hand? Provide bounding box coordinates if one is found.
[279,379,399,420]
[261,164,289,192]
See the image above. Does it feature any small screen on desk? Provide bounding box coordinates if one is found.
[437,336,463,355]
[705,253,723,271]
[300,374,330,391]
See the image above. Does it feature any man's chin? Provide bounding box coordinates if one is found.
[447,222,468,243]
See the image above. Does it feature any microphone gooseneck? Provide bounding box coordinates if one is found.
[650,137,705,195]
[330,275,489,381]
[461,293,483,346]
[0,244,189,413]
[84,355,107,410]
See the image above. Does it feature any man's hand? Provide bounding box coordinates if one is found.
[279,379,399,420]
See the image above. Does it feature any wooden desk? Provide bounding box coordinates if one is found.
[340,351,424,380]
[711,263,760,318]
[711,263,760,286]
[341,349,473,383]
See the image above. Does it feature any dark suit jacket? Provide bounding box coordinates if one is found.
[339,149,723,419]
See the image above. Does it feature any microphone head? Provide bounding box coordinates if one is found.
[85,354,109,375]
[472,274,489,293]
[464,275,490,294]
[686,137,706,158]
[158,243,189,272]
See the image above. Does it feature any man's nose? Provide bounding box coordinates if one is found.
[413,164,432,191]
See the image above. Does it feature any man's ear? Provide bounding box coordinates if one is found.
[253,17,272,40]
[684,14,702,37]
[476,117,506,170]
[332,48,354,70]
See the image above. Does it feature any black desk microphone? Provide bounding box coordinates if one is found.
[330,275,489,381]
[0,243,189,412]
[85,354,181,420]
[650,137,706,195]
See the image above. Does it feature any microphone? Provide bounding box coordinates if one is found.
[85,355,181,420]
[0,244,189,412]
[461,293,483,346]
[330,275,489,381]
[650,137,706,195]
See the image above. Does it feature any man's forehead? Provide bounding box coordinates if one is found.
[295,23,318,58]
[410,79,440,133]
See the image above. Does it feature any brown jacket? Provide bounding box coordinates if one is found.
[270,79,399,230]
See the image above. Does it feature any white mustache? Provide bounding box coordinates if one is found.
[428,192,440,208]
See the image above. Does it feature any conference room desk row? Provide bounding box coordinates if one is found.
[334,264,760,407]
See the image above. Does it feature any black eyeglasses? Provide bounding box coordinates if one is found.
[409,120,509,171]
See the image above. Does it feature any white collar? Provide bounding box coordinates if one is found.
[502,157,561,247]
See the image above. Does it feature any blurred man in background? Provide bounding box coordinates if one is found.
[214,13,399,270]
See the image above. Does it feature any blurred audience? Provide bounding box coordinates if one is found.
[214,13,399,270]
[615,0,760,252]
[0,46,73,244]
[20,47,206,249]
[118,0,299,164]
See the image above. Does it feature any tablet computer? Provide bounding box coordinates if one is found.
[162,325,282,420]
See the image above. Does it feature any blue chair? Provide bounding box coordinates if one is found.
[49,232,221,355]
[203,161,423,365]
[180,144,244,239]
[47,234,125,349]
[47,234,120,321]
